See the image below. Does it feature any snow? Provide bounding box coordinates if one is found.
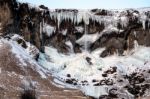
[48,8,150,35]
[120,16,129,28]
[81,85,108,98]
[1,4,150,98]
[65,41,74,53]
[0,35,47,78]
[102,25,123,34]
[10,34,39,59]
[75,26,84,33]
[61,29,67,35]
[0,39,3,47]
[38,42,150,97]
[43,24,56,36]
[140,14,147,30]
[76,33,100,47]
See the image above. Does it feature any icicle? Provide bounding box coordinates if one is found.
[74,14,77,25]
[140,14,147,30]
[134,40,139,49]
[61,29,67,35]
[83,12,89,25]
[40,22,42,39]
[76,12,83,24]
[142,20,146,30]
[148,20,150,29]
[70,12,74,24]
[120,16,128,28]
[42,19,45,33]
[57,12,60,28]
[134,31,137,38]
[84,24,88,51]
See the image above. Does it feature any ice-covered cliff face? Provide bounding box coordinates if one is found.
[1,0,150,98]
[39,8,150,56]
[0,0,150,56]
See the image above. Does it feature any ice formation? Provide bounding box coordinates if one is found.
[36,8,150,98]
[48,8,150,30]
[38,42,150,98]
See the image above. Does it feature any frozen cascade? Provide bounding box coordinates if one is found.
[38,8,150,98]
[43,23,56,36]
[142,20,146,30]
[134,40,139,49]
[84,24,88,52]
[40,22,42,40]
[134,31,137,38]
[140,12,147,30]
[48,9,150,30]
[49,10,111,26]
[120,16,129,28]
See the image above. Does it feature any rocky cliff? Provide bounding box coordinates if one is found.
[1,0,150,99]
[0,0,150,57]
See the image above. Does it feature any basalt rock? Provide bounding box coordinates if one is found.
[0,0,150,56]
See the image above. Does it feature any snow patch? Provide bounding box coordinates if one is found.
[60,29,67,35]
[43,24,56,36]
[65,41,74,53]
[1,35,47,78]
[75,26,84,33]
[76,33,100,47]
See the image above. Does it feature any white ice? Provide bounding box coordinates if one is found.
[39,42,150,97]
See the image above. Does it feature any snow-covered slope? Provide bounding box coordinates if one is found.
[1,34,47,78]
[0,35,89,99]
[1,0,150,98]
[38,42,150,98]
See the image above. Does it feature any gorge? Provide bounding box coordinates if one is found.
[0,0,150,98]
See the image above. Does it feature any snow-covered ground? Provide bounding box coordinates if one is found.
[0,35,47,78]
[0,34,90,99]
[38,41,150,98]
[1,34,150,98]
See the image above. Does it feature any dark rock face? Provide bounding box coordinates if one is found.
[0,0,150,56]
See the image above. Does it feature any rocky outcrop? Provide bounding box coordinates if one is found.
[0,0,150,57]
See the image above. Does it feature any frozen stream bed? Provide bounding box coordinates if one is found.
[38,44,150,98]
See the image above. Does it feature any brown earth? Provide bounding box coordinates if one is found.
[0,41,91,99]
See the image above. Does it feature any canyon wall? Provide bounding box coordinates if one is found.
[0,0,150,57]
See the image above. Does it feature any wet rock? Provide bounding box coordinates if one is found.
[81,80,88,86]
[127,73,145,84]
[108,88,118,98]
[67,74,71,78]
[94,79,113,86]
[93,82,101,86]
[148,70,150,73]
[65,79,73,84]
[99,95,111,99]
[21,90,36,99]
[104,67,117,74]
[102,73,108,77]
[74,43,82,53]
[100,50,109,58]
[39,5,48,10]
[65,78,78,85]
[86,57,93,65]
[92,79,99,83]
[105,79,113,85]
[117,79,124,82]
[126,85,141,97]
